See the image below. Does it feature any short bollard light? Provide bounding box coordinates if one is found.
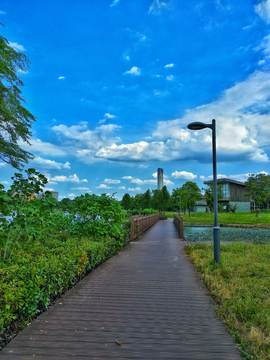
[187,119,220,263]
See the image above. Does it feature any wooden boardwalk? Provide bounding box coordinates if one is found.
[1,219,242,359]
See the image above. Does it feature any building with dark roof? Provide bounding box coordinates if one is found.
[203,178,251,212]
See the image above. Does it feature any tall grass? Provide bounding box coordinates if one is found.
[165,211,270,225]
[186,243,270,360]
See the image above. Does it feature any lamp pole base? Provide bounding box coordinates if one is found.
[213,226,220,263]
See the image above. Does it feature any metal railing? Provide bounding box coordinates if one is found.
[130,213,159,241]
[173,214,184,239]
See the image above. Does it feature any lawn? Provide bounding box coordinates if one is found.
[165,211,270,225]
[186,243,270,360]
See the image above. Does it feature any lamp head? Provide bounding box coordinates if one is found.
[187,122,207,130]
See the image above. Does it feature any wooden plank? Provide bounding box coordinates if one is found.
[1,219,242,360]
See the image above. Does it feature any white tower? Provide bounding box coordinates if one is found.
[157,168,163,190]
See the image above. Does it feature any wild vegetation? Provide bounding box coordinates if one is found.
[0,169,128,348]
[165,211,270,224]
[186,243,270,360]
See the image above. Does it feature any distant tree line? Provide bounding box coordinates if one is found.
[121,182,204,217]
[120,173,270,217]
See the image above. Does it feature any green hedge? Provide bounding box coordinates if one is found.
[0,235,127,347]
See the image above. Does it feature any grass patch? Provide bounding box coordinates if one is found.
[167,211,270,225]
[186,242,270,360]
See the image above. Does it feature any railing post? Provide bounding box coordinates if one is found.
[130,216,134,241]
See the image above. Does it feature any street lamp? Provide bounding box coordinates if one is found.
[187,119,220,263]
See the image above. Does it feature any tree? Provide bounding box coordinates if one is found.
[141,189,151,210]
[121,193,132,210]
[180,181,202,217]
[244,173,270,215]
[203,184,223,214]
[0,30,36,169]
[150,186,170,213]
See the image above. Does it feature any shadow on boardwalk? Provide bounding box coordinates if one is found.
[1,219,242,360]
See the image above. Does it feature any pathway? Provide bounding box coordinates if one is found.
[1,219,242,359]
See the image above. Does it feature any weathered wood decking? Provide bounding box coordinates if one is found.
[1,219,242,359]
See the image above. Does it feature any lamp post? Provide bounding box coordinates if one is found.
[187,119,220,263]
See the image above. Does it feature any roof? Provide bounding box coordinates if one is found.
[204,178,245,187]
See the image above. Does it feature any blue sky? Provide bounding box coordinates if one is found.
[1,0,270,200]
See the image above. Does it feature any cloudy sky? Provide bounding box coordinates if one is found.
[1,0,270,200]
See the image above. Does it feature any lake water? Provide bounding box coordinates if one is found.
[184,226,270,243]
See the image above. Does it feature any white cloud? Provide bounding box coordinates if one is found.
[124,55,130,61]
[0,163,7,168]
[123,175,173,186]
[128,187,141,191]
[255,0,270,23]
[122,176,133,180]
[201,172,270,183]
[50,174,88,183]
[98,119,106,124]
[0,180,9,185]
[171,171,197,180]
[124,66,141,75]
[44,188,55,192]
[30,157,71,170]
[95,71,270,164]
[166,75,174,81]
[58,76,65,80]
[20,138,67,156]
[118,186,126,190]
[164,63,174,68]
[148,0,171,15]
[96,184,112,189]
[104,178,121,184]
[52,122,122,163]
[137,32,146,41]
[110,0,119,7]
[105,113,116,118]
[8,42,26,51]
[70,187,91,191]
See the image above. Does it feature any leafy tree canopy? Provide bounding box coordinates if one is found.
[203,184,223,214]
[121,193,132,210]
[244,173,270,208]
[179,181,202,217]
[0,28,36,169]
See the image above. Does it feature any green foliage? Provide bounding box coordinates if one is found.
[0,30,36,169]
[150,186,170,212]
[141,208,155,215]
[186,243,270,359]
[66,193,127,240]
[141,189,151,210]
[121,193,132,210]
[174,181,202,217]
[228,203,238,213]
[0,235,127,346]
[0,169,57,260]
[244,174,270,212]
[203,184,223,213]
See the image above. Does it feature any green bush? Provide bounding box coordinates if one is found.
[0,235,128,347]
[142,208,154,215]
